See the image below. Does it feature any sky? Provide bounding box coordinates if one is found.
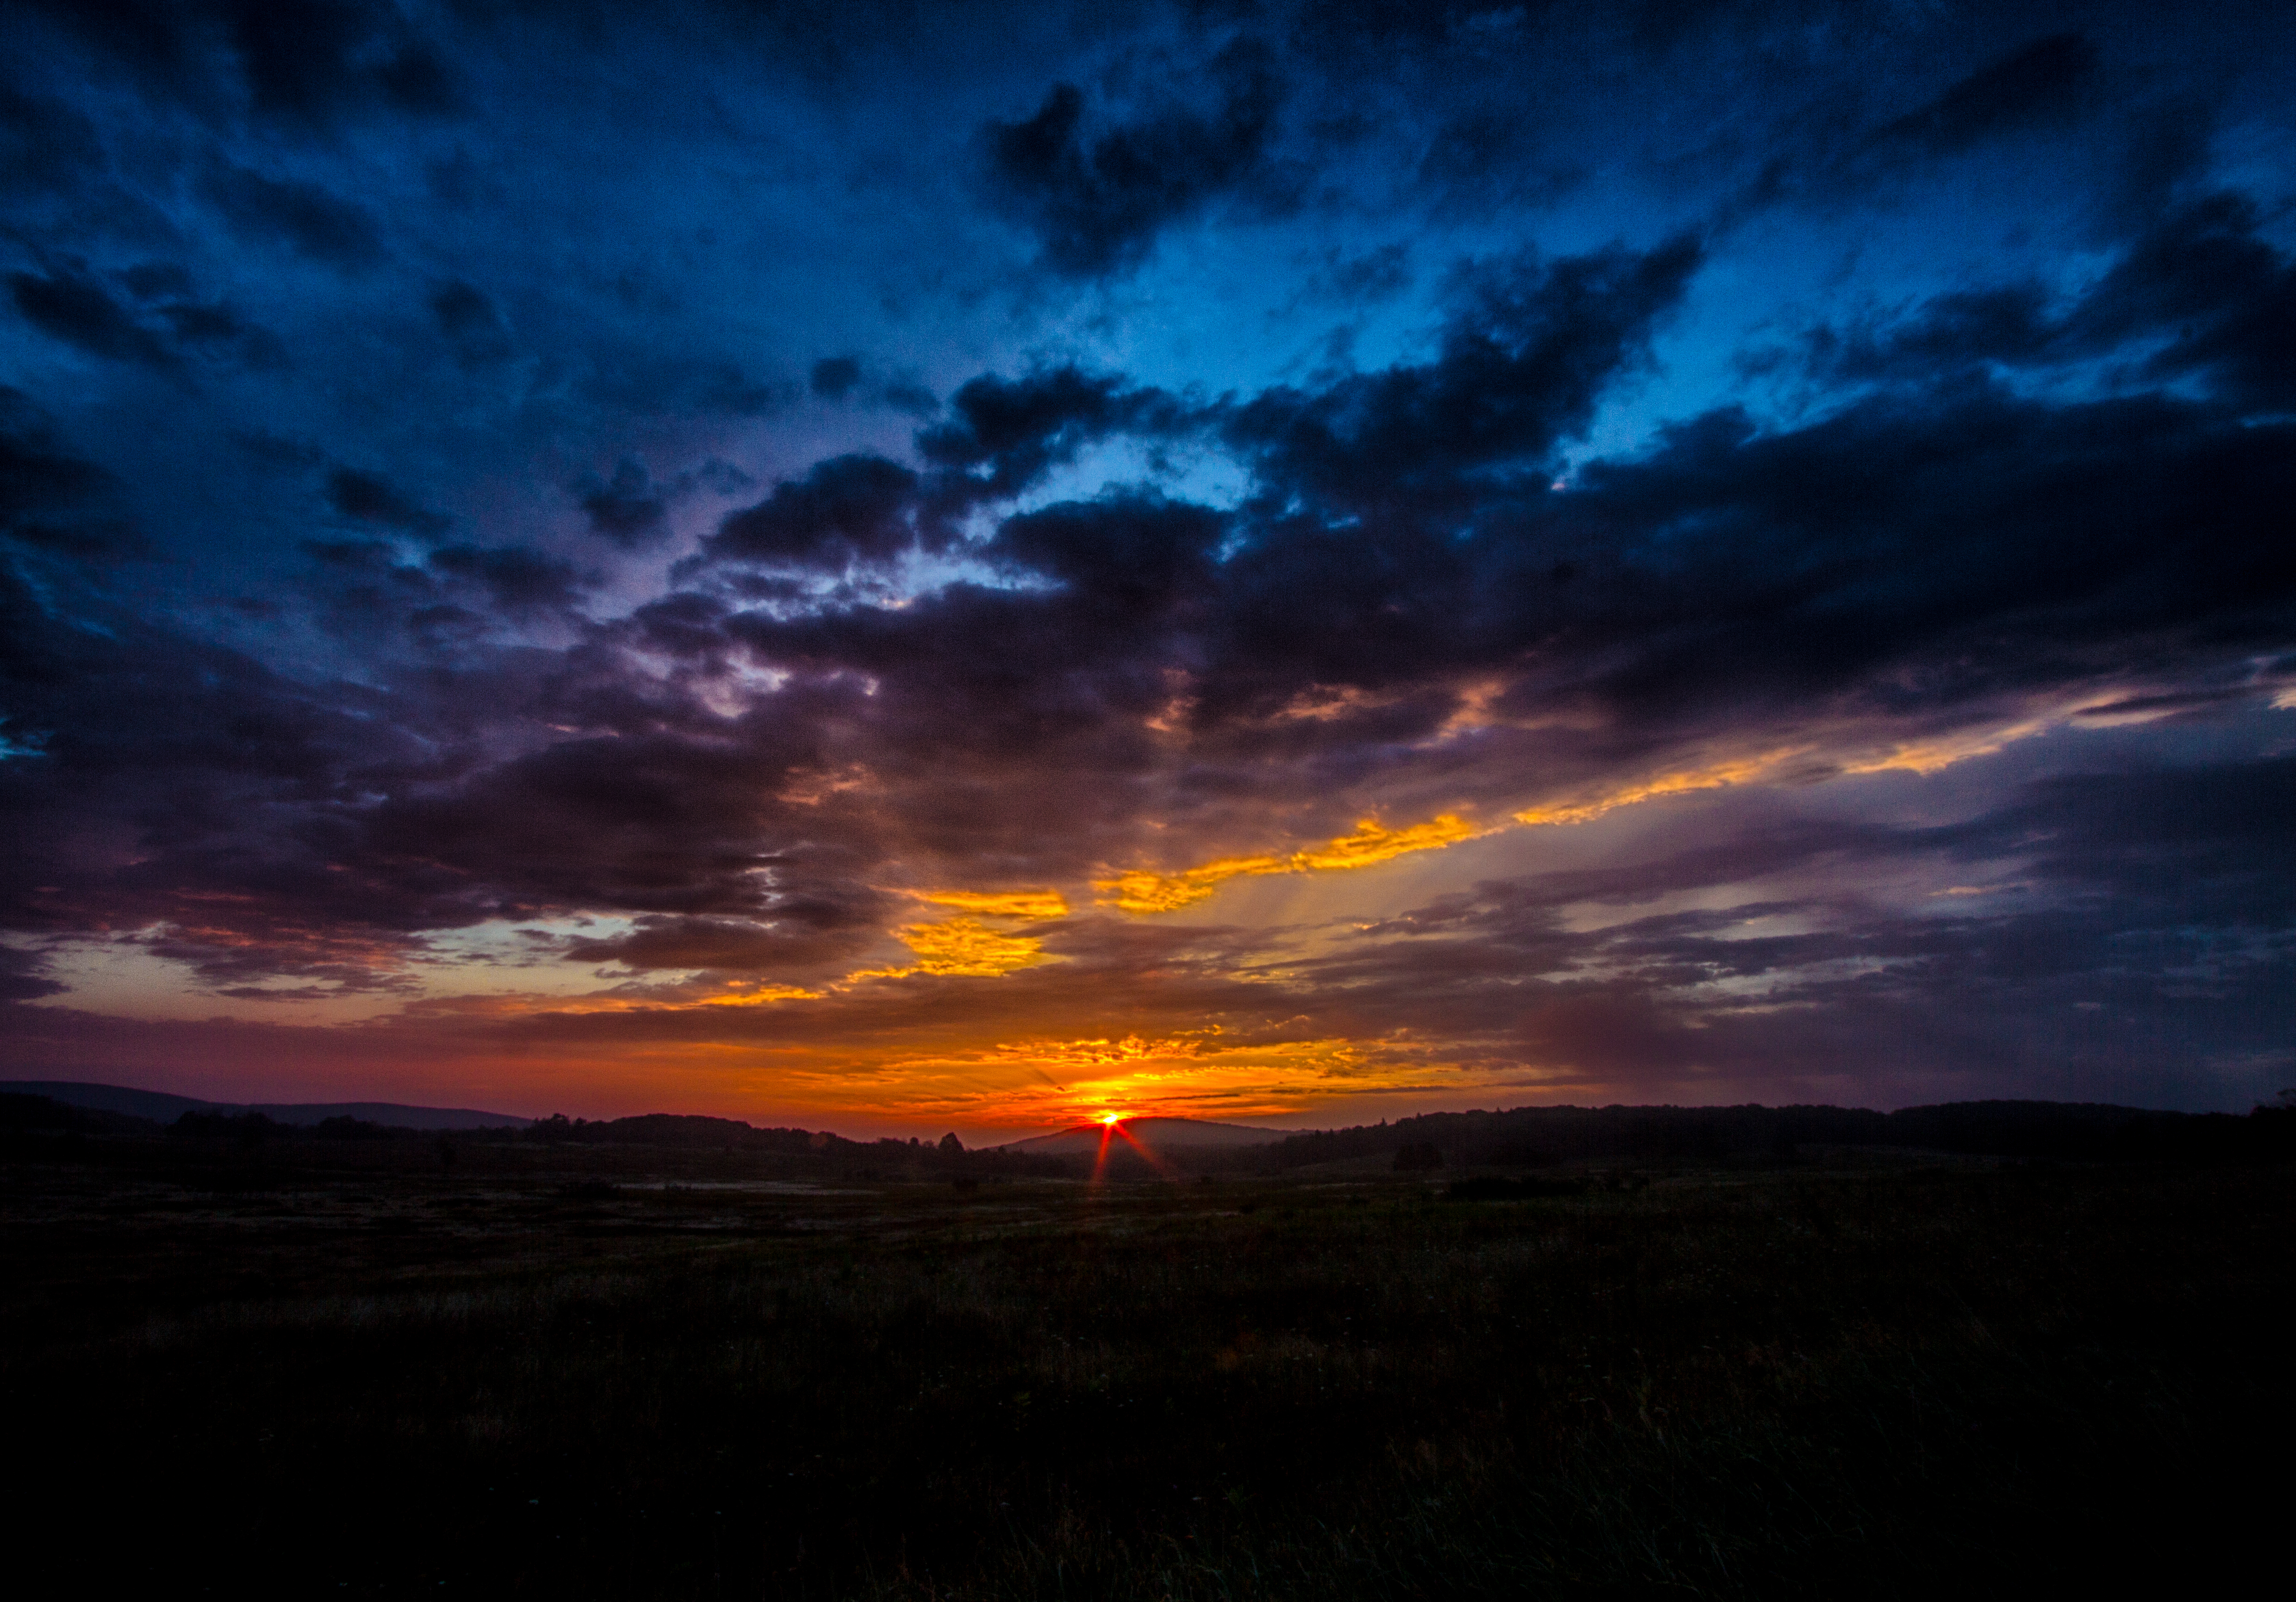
[2,0,2292,1136]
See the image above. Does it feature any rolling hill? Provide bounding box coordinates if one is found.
[1,1080,529,1132]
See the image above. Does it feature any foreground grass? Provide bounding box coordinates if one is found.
[5,1150,2289,1596]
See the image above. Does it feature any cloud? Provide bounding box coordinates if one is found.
[24,0,460,123]
[913,365,1192,515]
[1803,192,2296,411]
[983,38,1286,277]
[0,82,105,197]
[226,0,461,122]
[1865,33,2098,163]
[8,268,176,368]
[914,890,1070,919]
[576,458,669,547]
[810,356,862,400]
[1223,235,1704,508]
[562,909,884,974]
[1097,814,1485,912]
[0,388,151,560]
[203,165,388,269]
[701,454,921,570]
[0,945,66,1001]
[427,544,588,615]
[430,280,512,368]
[326,467,448,534]
[864,916,1056,978]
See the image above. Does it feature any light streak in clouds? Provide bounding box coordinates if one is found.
[1513,750,1811,828]
[911,890,1071,918]
[703,982,826,1006]
[1096,814,1487,912]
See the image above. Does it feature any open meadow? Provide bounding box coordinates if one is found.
[5,1119,2292,1599]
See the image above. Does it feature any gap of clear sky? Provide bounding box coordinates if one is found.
[2,1,2292,1136]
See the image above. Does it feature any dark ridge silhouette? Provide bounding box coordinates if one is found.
[1269,1099,2296,1168]
[524,1112,1069,1176]
[1,1080,525,1130]
[0,1089,160,1137]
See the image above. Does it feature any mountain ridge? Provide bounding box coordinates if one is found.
[2,1081,529,1132]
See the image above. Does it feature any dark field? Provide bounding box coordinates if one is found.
[5,1132,2290,1598]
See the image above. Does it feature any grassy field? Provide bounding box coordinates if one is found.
[4,1134,2290,1597]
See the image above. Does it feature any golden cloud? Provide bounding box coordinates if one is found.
[911,889,1071,919]
[861,916,1054,978]
[1513,750,1805,827]
[1095,814,1486,913]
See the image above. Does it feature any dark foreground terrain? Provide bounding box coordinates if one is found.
[5,1119,2290,1598]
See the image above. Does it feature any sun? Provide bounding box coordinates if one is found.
[1099,1111,1123,1125]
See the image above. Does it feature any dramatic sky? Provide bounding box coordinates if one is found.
[3,1,2292,1133]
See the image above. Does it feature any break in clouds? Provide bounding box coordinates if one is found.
[1,0,2292,1128]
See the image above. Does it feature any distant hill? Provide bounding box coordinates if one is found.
[1,1081,527,1132]
[1003,1117,1296,1155]
[1261,1100,2295,1168]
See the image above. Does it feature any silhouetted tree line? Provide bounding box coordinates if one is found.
[523,1112,1066,1176]
[1269,1099,2296,1169]
[170,1109,282,1145]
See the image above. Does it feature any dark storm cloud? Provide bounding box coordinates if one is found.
[702,455,922,571]
[1224,236,1703,509]
[0,389,152,560]
[21,0,460,123]
[0,82,104,197]
[429,280,513,369]
[1,390,115,522]
[225,0,460,121]
[426,545,589,615]
[7,267,176,369]
[1864,32,2098,162]
[917,367,1186,503]
[810,356,862,400]
[7,262,283,377]
[326,467,448,535]
[1808,193,2296,409]
[202,165,387,270]
[984,38,1287,277]
[577,458,670,547]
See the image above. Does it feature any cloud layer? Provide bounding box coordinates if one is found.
[2,1,2291,1128]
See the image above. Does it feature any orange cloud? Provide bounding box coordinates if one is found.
[910,889,1070,919]
[859,915,1054,978]
[1096,814,1486,913]
[1513,750,1805,827]
[702,982,825,1006]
